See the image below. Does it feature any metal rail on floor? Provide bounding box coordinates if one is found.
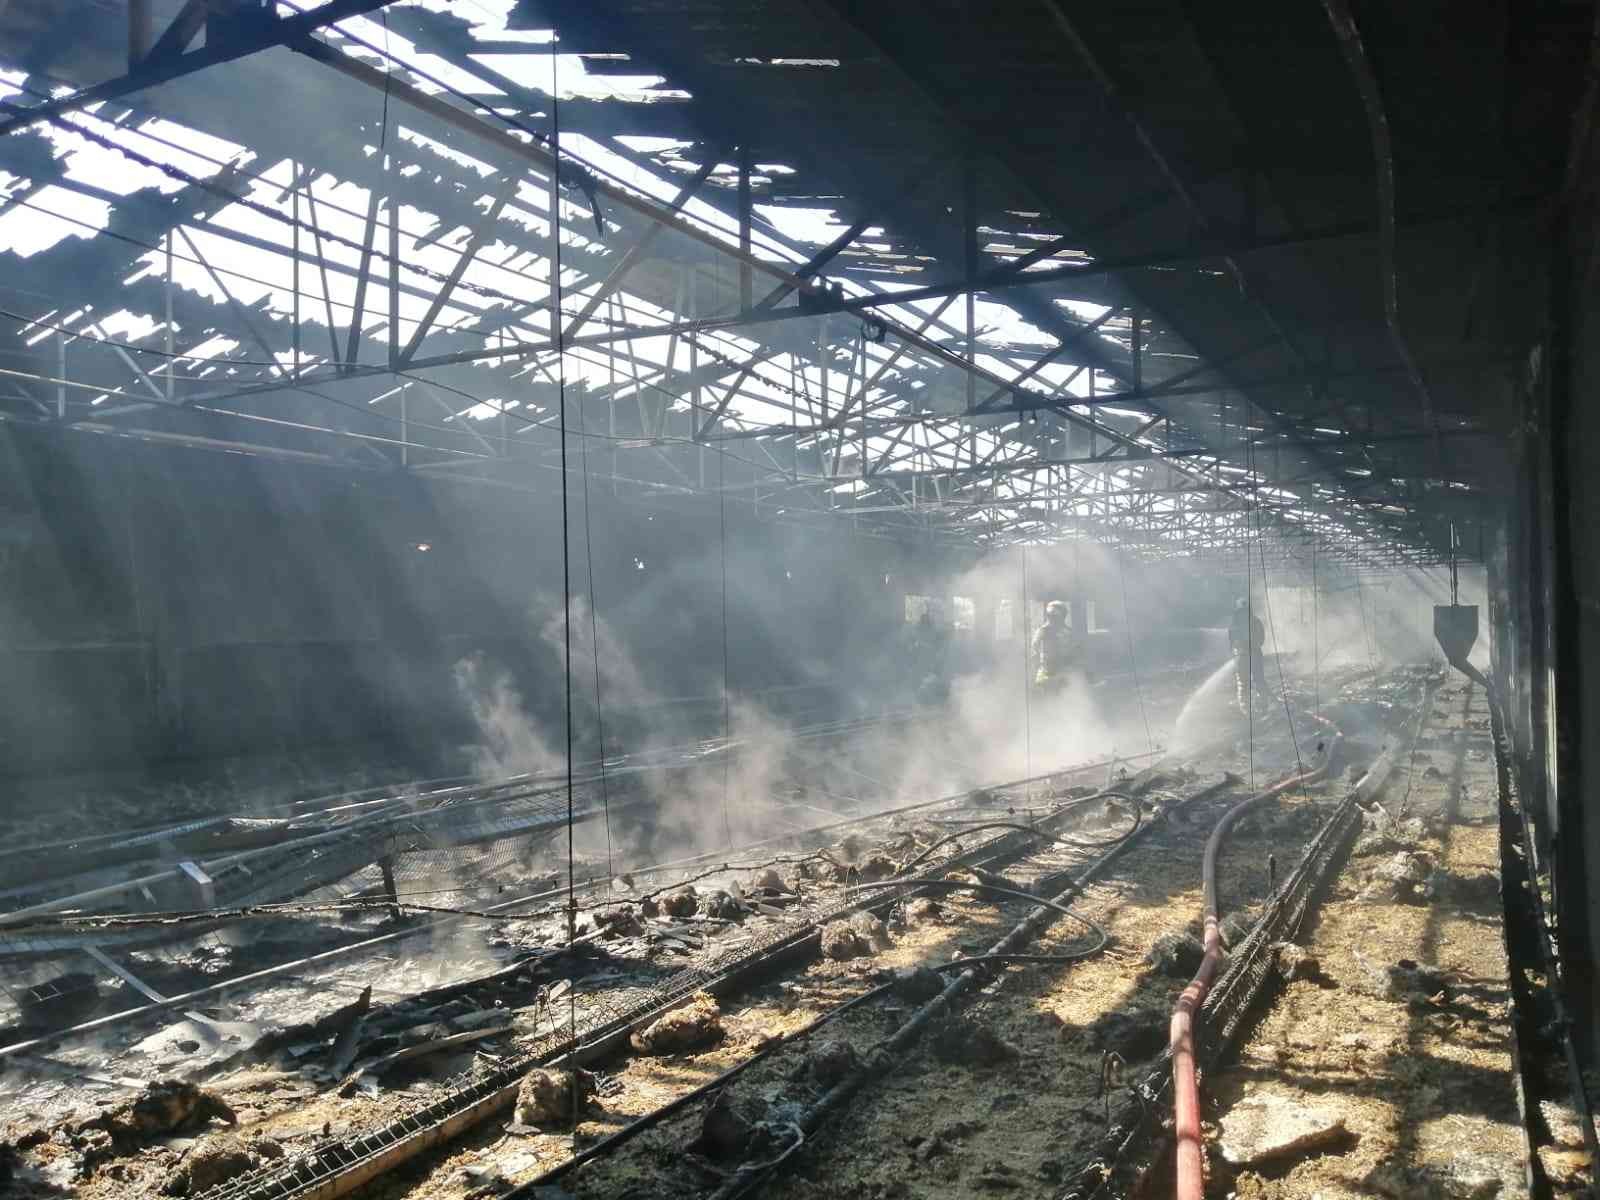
[1061,684,1431,1200]
[191,769,1169,1200]
[702,773,1236,1200]
[0,751,1156,1063]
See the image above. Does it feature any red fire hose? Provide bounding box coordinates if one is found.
[1171,719,1341,1199]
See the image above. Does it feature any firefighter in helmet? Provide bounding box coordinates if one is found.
[1032,600,1077,693]
[908,606,951,704]
[1228,597,1266,714]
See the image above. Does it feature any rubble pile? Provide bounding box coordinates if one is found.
[631,992,725,1055]
[513,1068,594,1128]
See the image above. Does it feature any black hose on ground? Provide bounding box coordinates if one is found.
[702,777,1231,1200]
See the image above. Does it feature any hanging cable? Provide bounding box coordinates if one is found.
[1021,545,1032,790]
[1245,438,1257,790]
[1114,544,1155,755]
[574,379,614,883]
[379,9,392,155]
[546,44,582,1148]
[1312,536,1320,716]
[1255,506,1306,784]
[717,443,735,848]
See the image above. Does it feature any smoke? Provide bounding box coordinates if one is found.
[1256,566,1486,673]
[444,536,1315,885]
[539,591,657,722]
[451,652,561,780]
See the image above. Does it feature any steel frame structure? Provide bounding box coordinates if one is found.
[0,0,1488,567]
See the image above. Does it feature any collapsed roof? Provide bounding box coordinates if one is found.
[0,0,1584,566]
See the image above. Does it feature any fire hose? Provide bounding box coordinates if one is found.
[1170,719,1342,1200]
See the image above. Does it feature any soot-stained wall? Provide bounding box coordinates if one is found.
[0,425,943,776]
[0,422,1262,780]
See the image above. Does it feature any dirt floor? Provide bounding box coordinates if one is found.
[492,747,1321,1200]
[1207,679,1592,1199]
[10,670,1577,1200]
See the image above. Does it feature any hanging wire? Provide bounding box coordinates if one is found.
[549,42,575,943]
[718,441,735,848]
[1114,544,1155,755]
[574,379,615,883]
[547,38,581,1145]
[1356,571,1379,674]
[1021,545,1032,791]
[1254,510,1306,783]
[379,9,393,154]
[1245,438,1257,791]
[1312,536,1320,716]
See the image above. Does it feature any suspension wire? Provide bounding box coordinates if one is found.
[574,378,614,883]
[1312,536,1320,716]
[1356,570,1378,673]
[1021,545,1032,792]
[548,40,580,1144]
[379,9,392,155]
[1254,504,1305,784]
[1115,543,1155,755]
[1245,437,1257,791]
[718,442,735,848]
[549,43,575,944]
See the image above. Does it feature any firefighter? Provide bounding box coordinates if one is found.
[908,609,950,704]
[1032,600,1076,694]
[1228,597,1266,714]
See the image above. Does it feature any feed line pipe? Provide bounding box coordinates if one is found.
[1171,719,1342,1200]
[705,775,1233,1200]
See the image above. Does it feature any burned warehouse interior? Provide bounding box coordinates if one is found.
[0,0,1597,1197]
